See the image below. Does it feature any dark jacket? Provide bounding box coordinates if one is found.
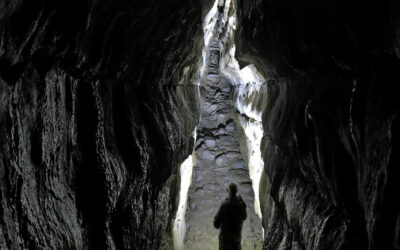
[213,195,247,235]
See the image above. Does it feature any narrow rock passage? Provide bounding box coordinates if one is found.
[183,6,262,249]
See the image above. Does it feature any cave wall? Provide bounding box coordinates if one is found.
[0,0,203,249]
[235,0,400,249]
[2,0,400,249]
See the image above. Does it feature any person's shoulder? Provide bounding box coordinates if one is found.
[236,195,246,206]
[221,198,230,205]
[236,195,244,201]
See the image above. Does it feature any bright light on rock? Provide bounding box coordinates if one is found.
[200,0,219,78]
[235,65,266,219]
[212,0,267,221]
[173,151,196,250]
[240,64,266,87]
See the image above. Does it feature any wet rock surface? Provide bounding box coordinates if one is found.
[236,0,400,249]
[0,0,203,249]
[1,0,399,249]
[184,74,262,250]
[184,5,262,249]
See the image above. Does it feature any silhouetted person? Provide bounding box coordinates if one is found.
[214,182,247,250]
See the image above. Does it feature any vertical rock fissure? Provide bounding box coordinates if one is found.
[183,1,263,249]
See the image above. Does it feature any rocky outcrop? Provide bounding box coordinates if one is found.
[184,5,262,248]
[236,0,400,249]
[0,0,203,249]
[2,0,399,249]
[184,74,262,249]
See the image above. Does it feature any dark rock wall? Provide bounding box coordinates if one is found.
[0,0,203,249]
[236,0,400,249]
[2,0,400,249]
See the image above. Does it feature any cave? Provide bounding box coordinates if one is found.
[0,0,399,249]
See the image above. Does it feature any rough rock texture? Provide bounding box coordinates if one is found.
[235,0,400,249]
[184,7,262,249]
[184,74,262,249]
[2,0,400,249]
[0,0,203,249]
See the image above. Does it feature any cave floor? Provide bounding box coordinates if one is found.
[184,73,263,249]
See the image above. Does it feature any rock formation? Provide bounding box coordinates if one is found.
[235,0,400,249]
[0,0,204,249]
[0,0,399,249]
[184,21,262,247]
[185,74,262,249]
[183,5,262,249]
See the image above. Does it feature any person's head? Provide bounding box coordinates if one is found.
[227,182,238,197]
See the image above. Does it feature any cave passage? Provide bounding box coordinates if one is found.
[2,0,400,249]
[178,1,263,249]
